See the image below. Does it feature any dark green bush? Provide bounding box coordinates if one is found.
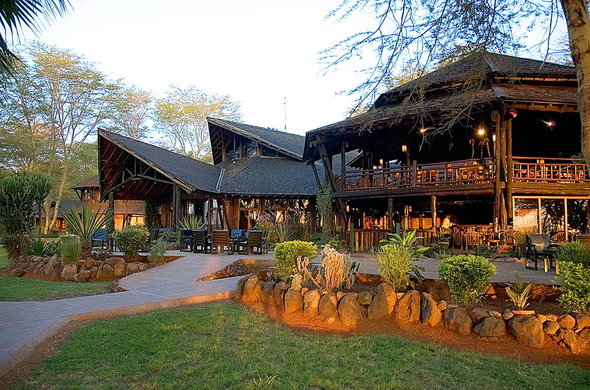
[438,254,496,304]
[60,237,82,265]
[160,231,180,243]
[148,239,167,262]
[274,240,317,282]
[557,261,590,314]
[557,241,590,265]
[113,226,149,258]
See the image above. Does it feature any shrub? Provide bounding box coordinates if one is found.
[506,272,534,310]
[274,240,317,282]
[29,240,47,256]
[113,226,149,258]
[381,230,428,257]
[160,231,180,243]
[60,237,82,265]
[148,239,167,262]
[178,216,206,230]
[3,234,31,260]
[424,246,450,260]
[319,244,358,291]
[557,241,590,265]
[557,261,590,314]
[374,244,418,291]
[438,254,496,304]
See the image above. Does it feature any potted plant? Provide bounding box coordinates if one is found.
[506,272,535,315]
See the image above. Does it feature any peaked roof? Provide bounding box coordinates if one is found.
[99,130,221,194]
[72,175,99,189]
[207,118,305,159]
[375,52,576,108]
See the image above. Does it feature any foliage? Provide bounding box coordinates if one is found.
[153,85,241,161]
[374,244,420,291]
[144,197,163,232]
[62,206,113,251]
[148,239,167,262]
[474,244,494,258]
[22,303,590,389]
[256,211,309,244]
[0,172,51,234]
[29,240,48,256]
[104,84,152,139]
[274,240,318,282]
[316,182,333,232]
[423,246,450,260]
[178,215,206,230]
[381,229,428,257]
[60,236,82,265]
[556,241,590,265]
[506,272,534,310]
[113,226,149,258]
[318,244,358,291]
[3,234,31,261]
[438,255,496,304]
[160,231,180,243]
[557,261,590,314]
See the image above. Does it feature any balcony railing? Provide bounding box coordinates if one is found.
[342,156,589,192]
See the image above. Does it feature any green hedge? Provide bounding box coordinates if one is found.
[438,254,496,304]
[274,241,317,282]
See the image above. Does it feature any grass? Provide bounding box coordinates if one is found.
[22,303,590,390]
[0,246,111,301]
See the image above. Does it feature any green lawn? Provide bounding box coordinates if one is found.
[22,303,590,390]
[0,247,111,301]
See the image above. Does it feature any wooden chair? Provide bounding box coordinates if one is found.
[180,229,193,252]
[209,230,233,254]
[236,230,264,255]
[192,229,210,253]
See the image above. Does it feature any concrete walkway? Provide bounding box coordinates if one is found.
[0,251,255,377]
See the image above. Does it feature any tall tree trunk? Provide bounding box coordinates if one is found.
[47,167,70,232]
[561,0,590,165]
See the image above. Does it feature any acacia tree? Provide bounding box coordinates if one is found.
[153,85,241,161]
[105,84,152,139]
[0,44,116,232]
[325,0,590,161]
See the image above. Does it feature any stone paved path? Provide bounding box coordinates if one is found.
[0,251,256,376]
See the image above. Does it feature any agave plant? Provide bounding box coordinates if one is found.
[62,206,113,252]
[177,216,206,230]
[380,229,429,256]
[506,272,534,310]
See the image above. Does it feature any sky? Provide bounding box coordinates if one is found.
[18,0,372,136]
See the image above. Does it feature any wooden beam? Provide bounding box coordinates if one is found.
[431,195,437,233]
[506,118,514,220]
[492,109,501,232]
[387,198,394,232]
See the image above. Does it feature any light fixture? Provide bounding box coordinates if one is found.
[542,120,556,127]
[379,158,384,165]
[504,109,518,120]
[419,127,427,134]
[492,134,496,142]
[372,165,377,170]
[401,144,408,152]
[477,128,486,136]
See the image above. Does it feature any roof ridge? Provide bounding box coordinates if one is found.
[218,157,261,188]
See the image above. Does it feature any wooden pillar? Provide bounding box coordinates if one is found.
[506,117,514,220]
[403,205,410,230]
[499,109,508,232]
[431,195,437,233]
[387,198,394,232]
[492,110,502,232]
[207,198,213,232]
[171,185,181,231]
[564,198,569,241]
[537,198,542,233]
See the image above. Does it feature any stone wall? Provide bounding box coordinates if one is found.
[10,255,160,282]
[235,274,590,354]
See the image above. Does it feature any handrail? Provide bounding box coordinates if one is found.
[512,156,589,183]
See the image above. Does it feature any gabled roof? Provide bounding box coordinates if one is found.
[216,156,318,196]
[72,175,99,189]
[375,52,576,108]
[99,130,221,194]
[208,118,304,160]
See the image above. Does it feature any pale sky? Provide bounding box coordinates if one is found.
[18,0,372,136]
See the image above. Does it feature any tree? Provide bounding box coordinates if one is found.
[153,85,241,161]
[0,0,70,74]
[0,44,116,232]
[105,84,153,139]
[324,0,590,163]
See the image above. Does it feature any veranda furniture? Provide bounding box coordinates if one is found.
[236,230,264,254]
[92,228,110,249]
[210,230,234,254]
[525,234,559,271]
[192,229,210,253]
[180,229,193,252]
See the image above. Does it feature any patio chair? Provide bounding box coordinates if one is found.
[180,229,193,252]
[92,228,110,249]
[210,230,233,254]
[525,234,559,271]
[236,230,264,255]
[192,229,210,253]
[230,229,246,241]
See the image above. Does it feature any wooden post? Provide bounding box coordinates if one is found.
[207,198,213,232]
[499,110,508,232]
[431,195,437,233]
[537,198,542,233]
[564,198,569,241]
[311,162,321,188]
[387,198,394,232]
[172,185,182,231]
[411,160,418,187]
[492,110,501,232]
[108,191,115,250]
[506,117,514,220]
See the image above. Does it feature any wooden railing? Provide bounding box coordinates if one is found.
[351,229,388,252]
[343,157,495,191]
[342,156,590,192]
[512,156,589,183]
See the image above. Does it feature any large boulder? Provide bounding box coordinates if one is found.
[113,260,127,278]
[73,270,91,282]
[284,288,303,313]
[507,316,544,348]
[318,293,339,323]
[543,320,560,335]
[303,289,321,317]
[261,281,276,305]
[43,255,58,277]
[96,263,114,280]
[368,283,397,320]
[575,314,590,330]
[11,268,26,277]
[126,262,142,275]
[469,308,489,324]
[234,274,254,301]
[338,294,365,327]
[242,276,263,303]
[558,314,576,330]
[443,307,473,335]
[474,316,506,337]
[577,328,590,350]
[394,290,421,322]
[60,263,78,281]
[420,293,442,327]
[273,281,289,305]
[555,328,581,354]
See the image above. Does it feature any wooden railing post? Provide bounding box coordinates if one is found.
[411,160,418,187]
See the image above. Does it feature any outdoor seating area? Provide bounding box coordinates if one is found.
[178,229,268,255]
